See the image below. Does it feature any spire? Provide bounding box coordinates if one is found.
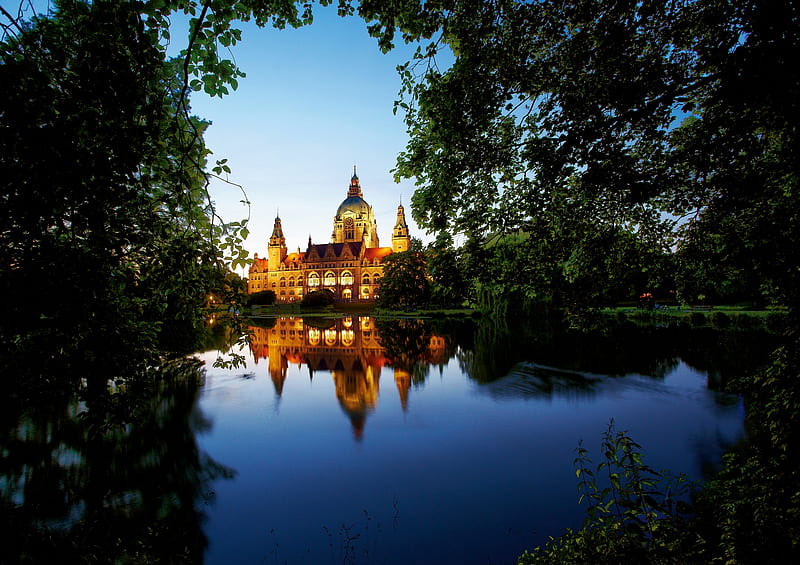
[270,215,285,240]
[392,199,411,253]
[348,166,363,198]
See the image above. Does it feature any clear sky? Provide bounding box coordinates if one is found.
[179,7,431,273]
[1,1,434,273]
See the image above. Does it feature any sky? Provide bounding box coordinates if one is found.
[175,8,433,272]
[2,1,436,273]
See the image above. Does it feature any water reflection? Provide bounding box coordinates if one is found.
[247,316,450,439]
[198,316,774,564]
[1,360,234,564]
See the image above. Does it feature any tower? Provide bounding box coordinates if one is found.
[268,215,287,271]
[391,202,411,253]
[332,167,380,248]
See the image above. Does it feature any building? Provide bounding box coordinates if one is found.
[247,168,411,302]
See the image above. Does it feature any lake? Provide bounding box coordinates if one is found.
[3,314,775,564]
[195,315,756,564]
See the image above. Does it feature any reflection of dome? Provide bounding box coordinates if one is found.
[336,196,371,217]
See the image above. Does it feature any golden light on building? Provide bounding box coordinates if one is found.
[246,168,412,302]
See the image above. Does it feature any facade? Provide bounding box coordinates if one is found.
[247,168,411,302]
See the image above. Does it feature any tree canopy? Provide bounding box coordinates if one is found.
[355,0,799,309]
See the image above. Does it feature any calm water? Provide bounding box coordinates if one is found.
[195,316,749,564]
[4,315,772,564]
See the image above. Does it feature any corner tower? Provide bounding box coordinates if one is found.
[392,202,411,253]
[268,215,287,271]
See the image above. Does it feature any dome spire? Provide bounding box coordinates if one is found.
[348,165,363,198]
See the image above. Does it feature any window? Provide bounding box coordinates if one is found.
[324,271,336,286]
[362,274,370,285]
[308,272,320,287]
[344,217,354,240]
[280,277,286,287]
[340,270,353,285]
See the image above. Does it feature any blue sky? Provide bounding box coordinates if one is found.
[179,7,430,271]
[2,1,434,272]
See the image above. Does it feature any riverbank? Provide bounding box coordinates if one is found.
[247,303,479,320]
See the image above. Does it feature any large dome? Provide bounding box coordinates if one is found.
[336,195,371,217]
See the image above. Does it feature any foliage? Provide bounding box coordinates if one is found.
[301,288,335,307]
[0,0,330,373]
[355,0,800,312]
[519,422,697,565]
[425,231,470,307]
[693,334,800,564]
[377,238,430,309]
[248,289,277,306]
[0,357,235,564]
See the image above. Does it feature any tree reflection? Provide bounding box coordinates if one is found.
[1,358,234,564]
[461,315,781,394]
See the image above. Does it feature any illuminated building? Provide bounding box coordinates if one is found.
[247,167,412,302]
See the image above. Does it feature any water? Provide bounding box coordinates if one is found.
[3,315,771,564]
[195,316,749,564]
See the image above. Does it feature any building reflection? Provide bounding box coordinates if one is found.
[248,316,448,439]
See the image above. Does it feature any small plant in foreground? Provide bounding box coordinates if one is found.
[519,421,699,564]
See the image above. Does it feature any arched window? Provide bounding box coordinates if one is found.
[324,329,337,346]
[362,274,370,285]
[288,277,295,287]
[324,271,336,286]
[271,282,276,288]
[344,217,354,240]
[308,272,320,287]
[373,275,381,285]
[280,277,286,287]
[340,270,353,285]
[343,289,352,300]
[341,329,354,346]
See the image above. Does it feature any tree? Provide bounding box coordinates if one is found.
[0,0,324,373]
[425,231,469,307]
[377,238,430,309]
[355,0,799,310]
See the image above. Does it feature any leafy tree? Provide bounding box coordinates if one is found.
[0,0,327,373]
[425,231,469,307]
[355,0,799,311]
[377,238,430,309]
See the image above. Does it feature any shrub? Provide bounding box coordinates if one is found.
[710,311,731,329]
[301,289,335,307]
[248,290,276,306]
[688,312,707,327]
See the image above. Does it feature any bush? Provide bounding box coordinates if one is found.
[688,312,707,327]
[733,314,763,330]
[765,312,788,334]
[710,311,731,329]
[301,289,335,307]
[248,290,276,306]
